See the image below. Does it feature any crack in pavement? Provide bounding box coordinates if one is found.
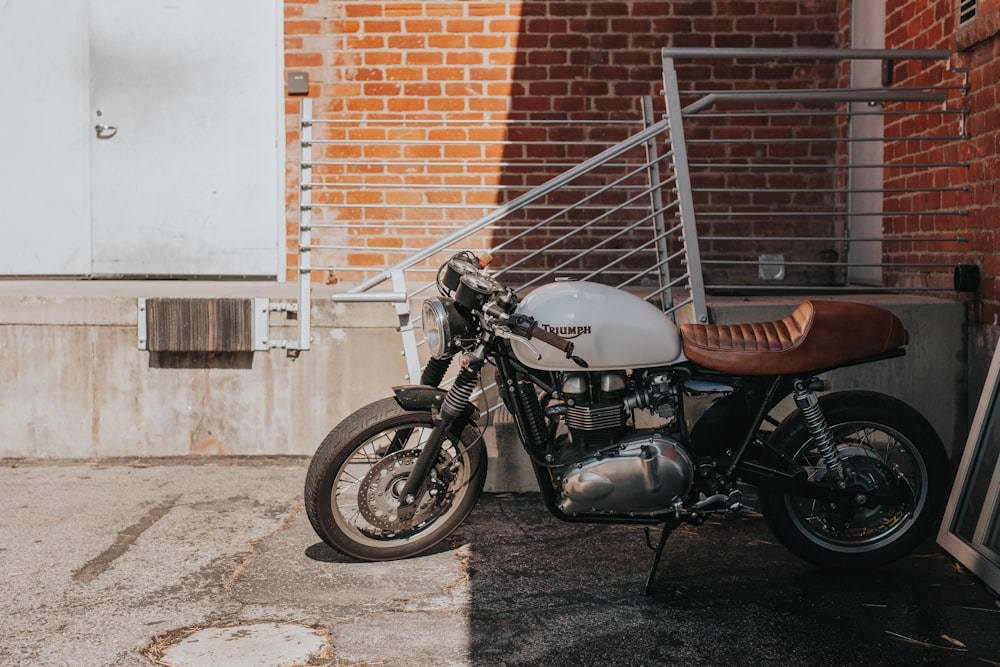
[221,498,304,597]
[72,495,181,584]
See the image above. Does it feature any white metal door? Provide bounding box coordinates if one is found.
[0,2,91,275]
[0,1,280,277]
[88,1,280,276]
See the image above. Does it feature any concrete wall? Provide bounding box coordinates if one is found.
[0,282,411,459]
[0,285,970,492]
[967,322,1000,430]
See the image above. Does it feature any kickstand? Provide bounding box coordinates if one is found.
[643,521,676,596]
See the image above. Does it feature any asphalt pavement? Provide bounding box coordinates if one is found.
[2,457,998,666]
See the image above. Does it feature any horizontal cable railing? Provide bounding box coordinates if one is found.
[667,47,970,294]
[294,75,704,394]
[289,47,971,369]
[299,96,701,321]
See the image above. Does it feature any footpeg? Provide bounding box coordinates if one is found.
[692,493,728,512]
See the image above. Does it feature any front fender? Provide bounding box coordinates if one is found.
[392,385,481,425]
[392,385,447,411]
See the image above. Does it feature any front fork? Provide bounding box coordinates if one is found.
[396,346,486,515]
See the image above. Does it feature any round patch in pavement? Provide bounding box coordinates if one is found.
[153,622,328,667]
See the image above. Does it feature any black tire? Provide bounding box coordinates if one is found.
[304,396,487,561]
[757,391,948,569]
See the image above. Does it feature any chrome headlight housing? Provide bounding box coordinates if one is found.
[422,297,467,359]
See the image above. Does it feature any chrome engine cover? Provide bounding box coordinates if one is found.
[558,433,693,516]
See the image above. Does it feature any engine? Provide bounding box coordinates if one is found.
[558,432,693,515]
[559,371,630,449]
[554,371,693,516]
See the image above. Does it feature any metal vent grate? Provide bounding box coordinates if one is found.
[144,298,255,352]
[960,0,977,24]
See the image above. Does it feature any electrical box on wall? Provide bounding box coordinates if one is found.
[758,254,786,281]
[288,71,309,95]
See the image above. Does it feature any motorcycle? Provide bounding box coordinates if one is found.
[304,251,948,594]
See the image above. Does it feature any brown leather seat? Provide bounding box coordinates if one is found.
[679,300,908,376]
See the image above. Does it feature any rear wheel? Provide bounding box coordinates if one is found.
[758,391,948,569]
[304,397,487,561]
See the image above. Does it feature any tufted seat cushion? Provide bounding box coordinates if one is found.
[679,300,908,376]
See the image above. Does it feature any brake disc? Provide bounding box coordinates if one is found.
[357,450,442,532]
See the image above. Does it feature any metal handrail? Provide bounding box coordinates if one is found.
[289,47,970,366]
[665,47,968,294]
[341,116,672,297]
[292,72,704,387]
[660,47,952,60]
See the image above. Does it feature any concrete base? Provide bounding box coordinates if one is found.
[0,281,411,460]
[0,282,969,491]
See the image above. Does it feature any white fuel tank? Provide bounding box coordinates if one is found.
[511,281,683,371]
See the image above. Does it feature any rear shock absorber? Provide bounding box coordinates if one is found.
[792,378,844,478]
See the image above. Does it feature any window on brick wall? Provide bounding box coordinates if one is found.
[960,0,977,24]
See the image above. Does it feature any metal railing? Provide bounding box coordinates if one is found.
[292,64,706,373]
[666,47,970,293]
[288,48,971,379]
[300,99,700,305]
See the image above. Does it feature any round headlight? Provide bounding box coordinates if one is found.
[422,298,452,359]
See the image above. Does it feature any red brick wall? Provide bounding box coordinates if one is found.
[668,3,843,286]
[282,1,842,286]
[886,0,997,322]
[283,1,997,306]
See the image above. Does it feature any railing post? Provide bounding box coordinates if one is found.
[641,96,675,314]
[297,98,314,351]
[661,57,709,324]
[392,270,423,382]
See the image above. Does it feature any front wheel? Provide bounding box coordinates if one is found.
[757,391,948,569]
[304,397,487,561]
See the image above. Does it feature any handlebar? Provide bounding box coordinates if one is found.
[526,322,572,354]
[508,314,588,368]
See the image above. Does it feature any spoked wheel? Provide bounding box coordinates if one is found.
[304,397,487,561]
[758,391,948,569]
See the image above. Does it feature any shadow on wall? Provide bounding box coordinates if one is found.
[148,352,254,370]
[493,1,842,289]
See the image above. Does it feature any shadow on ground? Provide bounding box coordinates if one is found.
[452,494,1000,667]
